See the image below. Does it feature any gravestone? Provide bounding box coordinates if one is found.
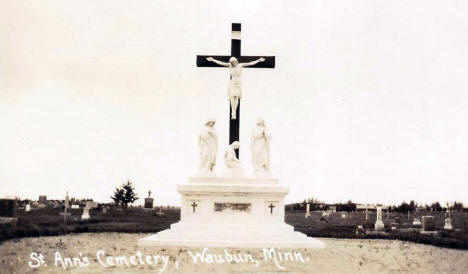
[412,217,422,228]
[71,204,79,209]
[374,207,385,231]
[81,201,92,220]
[444,217,453,230]
[59,192,71,222]
[0,198,18,221]
[305,203,311,218]
[81,207,90,220]
[421,216,435,231]
[25,204,31,212]
[64,192,70,209]
[38,195,47,204]
[395,216,401,224]
[102,207,107,214]
[145,190,154,209]
[156,207,165,216]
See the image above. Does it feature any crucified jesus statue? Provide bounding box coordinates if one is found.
[206,56,265,119]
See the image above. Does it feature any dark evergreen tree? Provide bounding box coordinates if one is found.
[111,180,139,209]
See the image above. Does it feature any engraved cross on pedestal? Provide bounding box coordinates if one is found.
[268,203,276,214]
[196,23,275,158]
[191,201,198,213]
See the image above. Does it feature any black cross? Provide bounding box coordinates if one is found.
[148,190,152,198]
[190,201,198,213]
[196,23,275,158]
[268,203,276,214]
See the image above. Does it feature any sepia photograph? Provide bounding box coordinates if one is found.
[1,1,468,273]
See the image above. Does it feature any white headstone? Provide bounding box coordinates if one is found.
[82,202,92,220]
[71,204,79,209]
[444,218,453,230]
[305,203,311,218]
[375,206,384,231]
[81,207,90,220]
[412,217,422,227]
[25,204,31,212]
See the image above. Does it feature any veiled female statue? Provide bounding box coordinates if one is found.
[251,118,272,176]
[197,119,218,177]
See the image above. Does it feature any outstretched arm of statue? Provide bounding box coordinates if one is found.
[241,57,265,67]
[206,57,230,67]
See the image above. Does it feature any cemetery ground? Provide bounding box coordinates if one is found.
[1,207,467,250]
[1,233,468,273]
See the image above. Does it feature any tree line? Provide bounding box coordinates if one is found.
[290,197,466,213]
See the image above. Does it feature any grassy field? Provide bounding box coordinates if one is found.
[288,210,468,249]
[1,207,467,249]
[0,207,179,242]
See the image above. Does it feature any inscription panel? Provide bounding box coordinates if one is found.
[214,203,251,213]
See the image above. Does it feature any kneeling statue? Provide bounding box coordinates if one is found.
[222,141,244,178]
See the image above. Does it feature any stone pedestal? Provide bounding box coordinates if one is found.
[374,220,384,231]
[144,198,154,209]
[138,177,324,248]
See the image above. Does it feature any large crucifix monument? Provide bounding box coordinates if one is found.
[197,23,275,157]
[138,24,324,249]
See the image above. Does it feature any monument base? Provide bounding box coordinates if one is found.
[138,223,324,248]
[374,221,385,231]
[138,177,325,249]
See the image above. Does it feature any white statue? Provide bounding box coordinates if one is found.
[206,56,265,119]
[251,118,271,176]
[197,119,218,177]
[223,141,244,178]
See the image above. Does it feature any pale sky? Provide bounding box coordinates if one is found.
[1,1,468,206]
